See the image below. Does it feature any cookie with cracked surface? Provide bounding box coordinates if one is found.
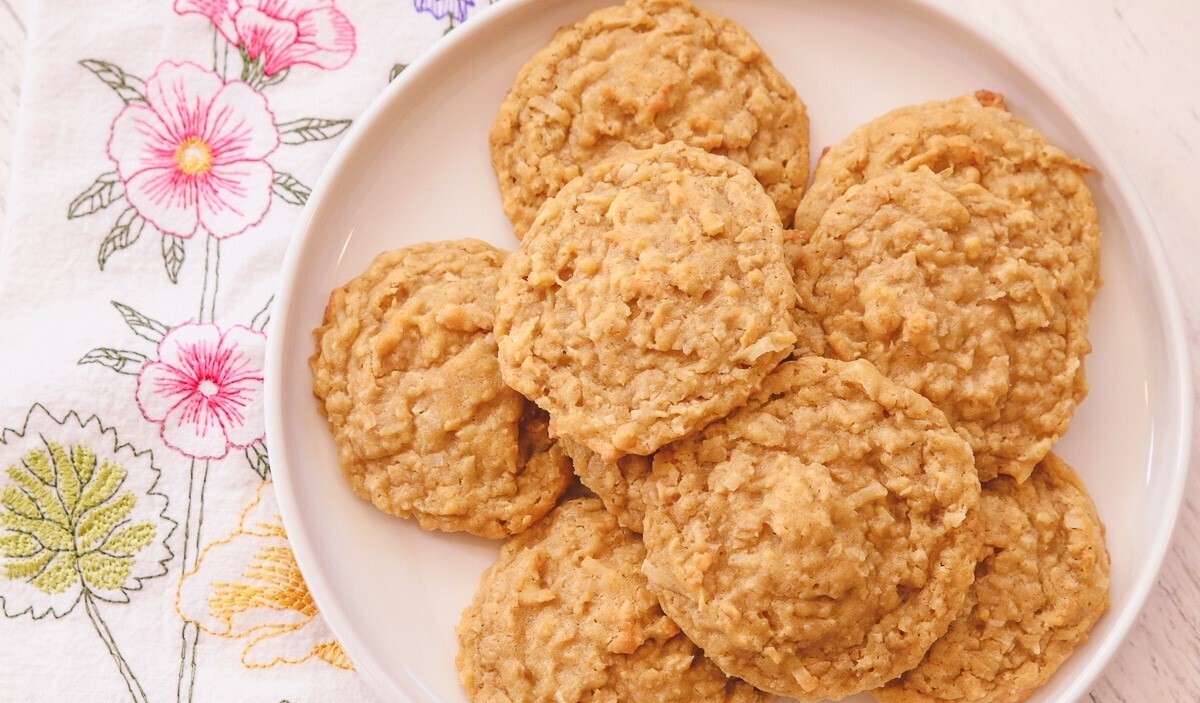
[795,91,1100,301]
[641,357,981,702]
[310,239,572,539]
[874,453,1110,703]
[794,169,1090,482]
[456,498,770,703]
[562,439,652,533]
[495,140,801,461]
[491,0,809,238]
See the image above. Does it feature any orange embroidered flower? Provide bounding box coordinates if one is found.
[176,481,351,669]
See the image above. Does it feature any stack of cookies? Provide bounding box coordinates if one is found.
[309,1,1111,701]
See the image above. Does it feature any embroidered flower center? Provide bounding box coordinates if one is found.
[174,136,213,177]
[197,379,220,398]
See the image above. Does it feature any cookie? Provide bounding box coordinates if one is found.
[874,453,1110,703]
[491,0,809,238]
[641,357,981,702]
[795,91,1100,301]
[562,439,652,533]
[495,141,801,461]
[456,498,769,703]
[310,239,572,539]
[794,169,1090,482]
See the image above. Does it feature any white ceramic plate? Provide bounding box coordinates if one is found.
[264,1,1193,701]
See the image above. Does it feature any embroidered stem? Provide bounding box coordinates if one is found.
[212,27,229,80]
[176,458,211,703]
[83,589,149,703]
[177,622,199,703]
[198,233,220,324]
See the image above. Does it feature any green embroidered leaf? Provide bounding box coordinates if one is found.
[0,414,171,612]
[277,117,352,145]
[389,63,408,82]
[250,295,273,332]
[6,467,52,523]
[111,301,170,343]
[79,60,147,105]
[245,439,270,480]
[100,522,155,557]
[11,459,69,527]
[272,171,311,206]
[78,348,148,376]
[3,550,53,582]
[162,233,186,283]
[0,532,41,559]
[68,172,124,219]
[0,511,74,552]
[76,491,135,551]
[80,552,134,592]
[1,485,40,520]
[0,412,173,614]
[22,447,55,485]
[31,552,80,595]
[79,460,125,514]
[98,207,149,269]
[49,442,83,517]
[73,445,97,487]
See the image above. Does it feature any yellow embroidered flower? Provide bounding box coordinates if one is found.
[176,481,351,669]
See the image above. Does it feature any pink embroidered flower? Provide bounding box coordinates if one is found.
[414,0,475,24]
[108,62,279,239]
[176,0,356,76]
[136,324,266,460]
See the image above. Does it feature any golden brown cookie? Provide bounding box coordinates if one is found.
[310,240,572,539]
[795,169,1090,482]
[561,439,652,533]
[495,141,801,461]
[491,0,809,238]
[874,453,1110,703]
[795,91,1100,301]
[641,357,981,702]
[456,498,769,703]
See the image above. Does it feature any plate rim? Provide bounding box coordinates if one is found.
[263,1,1195,701]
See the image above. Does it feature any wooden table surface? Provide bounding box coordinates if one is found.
[0,1,1197,701]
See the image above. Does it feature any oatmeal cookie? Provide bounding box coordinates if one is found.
[310,240,572,539]
[795,91,1100,301]
[562,439,652,533]
[795,169,1090,482]
[874,453,1110,703]
[491,0,809,237]
[456,498,769,703]
[641,357,981,701]
[495,141,801,461]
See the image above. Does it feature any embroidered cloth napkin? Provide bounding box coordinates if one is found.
[0,1,493,700]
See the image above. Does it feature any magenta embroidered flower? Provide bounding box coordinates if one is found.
[414,0,475,23]
[136,324,266,460]
[108,61,278,239]
[176,0,356,76]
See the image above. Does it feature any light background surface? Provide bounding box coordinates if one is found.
[1,1,1198,701]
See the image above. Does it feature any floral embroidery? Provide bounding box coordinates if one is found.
[136,323,266,461]
[175,0,356,79]
[177,481,352,669]
[72,36,354,281]
[47,0,372,698]
[0,405,174,703]
[108,61,279,240]
[414,0,475,24]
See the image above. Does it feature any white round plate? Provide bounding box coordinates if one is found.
[264,1,1193,701]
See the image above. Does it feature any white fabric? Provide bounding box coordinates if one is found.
[0,0,495,700]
